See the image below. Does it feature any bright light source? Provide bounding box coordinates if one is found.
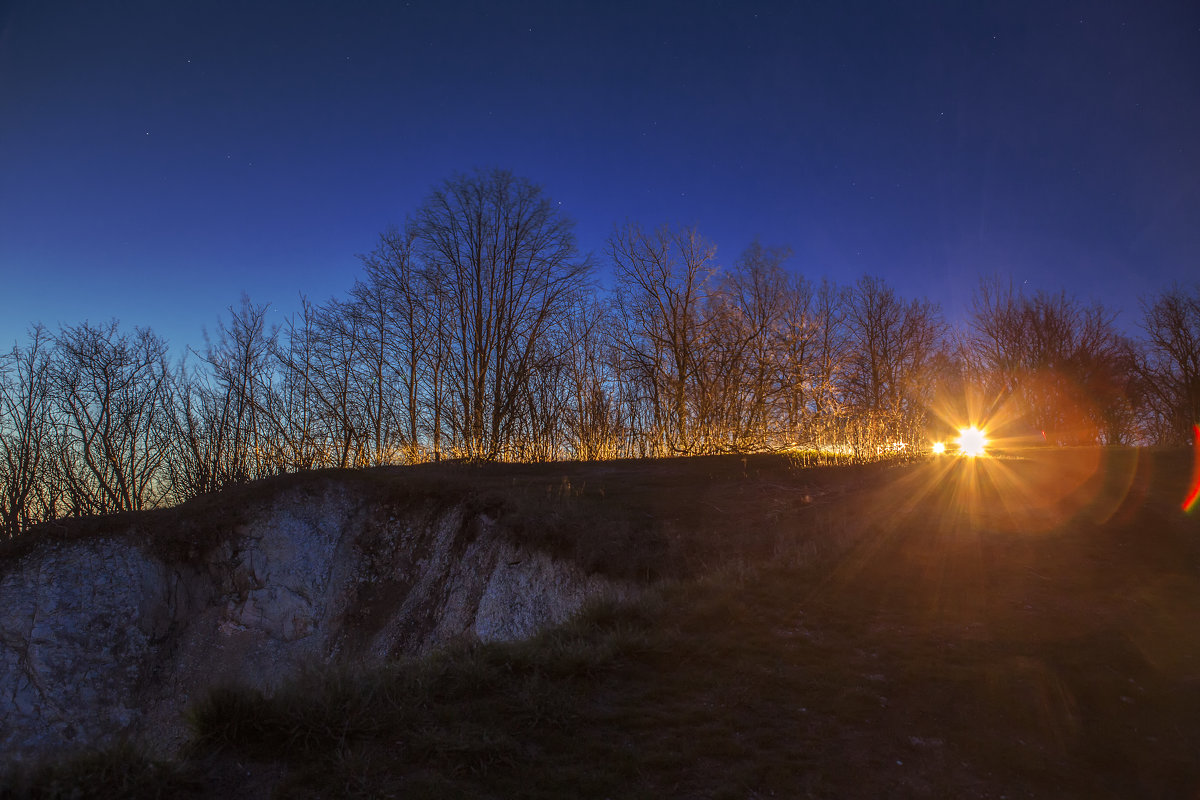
[956,426,988,457]
[931,441,946,455]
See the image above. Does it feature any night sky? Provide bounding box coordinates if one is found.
[2,1,1197,353]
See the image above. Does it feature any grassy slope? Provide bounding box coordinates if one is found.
[9,448,1200,799]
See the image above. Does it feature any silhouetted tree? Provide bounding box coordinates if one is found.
[559,297,625,459]
[357,226,443,462]
[184,296,279,489]
[843,276,945,454]
[702,242,793,450]
[804,279,852,448]
[609,223,718,454]
[966,279,1131,444]
[48,321,173,514]
[1138,285,1200,444]
[0,325,55,535]
[411,169,592,459]
[13,167,1200,537]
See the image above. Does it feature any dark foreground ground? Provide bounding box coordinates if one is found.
[10,448,1200,799]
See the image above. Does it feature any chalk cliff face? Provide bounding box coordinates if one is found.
[0,477,629,761]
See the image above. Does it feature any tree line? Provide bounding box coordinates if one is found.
[2,168,1197,537]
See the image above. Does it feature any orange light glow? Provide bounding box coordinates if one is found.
[1185,424,1200,513]
[956,426,988,457]
[931,441,946,455]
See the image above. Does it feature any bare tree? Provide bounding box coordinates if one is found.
[48,321,173,514]
[168,357,227,500]
[609,223,718,454]
[843,276,945,454]
[345,281,404,466]
[357,227,440,462]
[560,297,626,459]
[188,296,280,487]
[709,241,796,449]
[512,338,569,461]
[966,279,1131,445]
[411,169,593,460]
[802,279,851,448]
[1138,285,1200,444]
[264,297,329,472]
[0,326,56,535]
[300,298,370,468]
[1096,337,1145,446]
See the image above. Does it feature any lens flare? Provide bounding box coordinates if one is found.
[957,426,988,457]
[931,441,946,455]
[1185,424,1200,513]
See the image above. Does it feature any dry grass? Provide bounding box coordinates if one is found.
[379,450,891,580]
[1,450,886,581]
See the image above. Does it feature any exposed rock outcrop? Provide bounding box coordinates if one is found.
[0,475,632,762]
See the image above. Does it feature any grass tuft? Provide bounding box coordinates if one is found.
[1,743,197,800]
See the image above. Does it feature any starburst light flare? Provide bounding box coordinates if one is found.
[956,427,988,457]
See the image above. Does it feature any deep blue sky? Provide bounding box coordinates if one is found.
[2,0,1197,353]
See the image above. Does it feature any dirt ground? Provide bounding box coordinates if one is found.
[770,447,1200,798]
